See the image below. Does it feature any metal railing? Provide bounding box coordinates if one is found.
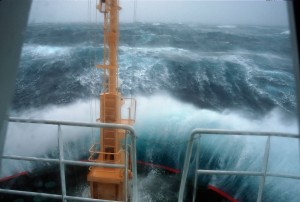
[0,117,138,202]
[122,98,137,125]
[178,129,300,202]
[88,143,124,164]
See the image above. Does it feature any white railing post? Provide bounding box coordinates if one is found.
[257,136,271,202]
[5,118,300,202]
[131,133,138,202]
[192,137,201,202]
[178,129,299,202]
[178,131,200,202]
[57,125,67,202]
[2,118,138,202]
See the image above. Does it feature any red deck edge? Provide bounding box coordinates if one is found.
[137,160,180,174]
[0,160,180,183]
[208,185,238,202]
[0,171,28,183]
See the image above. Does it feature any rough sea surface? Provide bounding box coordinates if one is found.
[2,23,299,201]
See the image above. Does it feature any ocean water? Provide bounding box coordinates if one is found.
[1,23,300,201]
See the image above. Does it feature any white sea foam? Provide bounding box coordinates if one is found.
[22,44,73,58]
[280,30,290,35]
[135,94,299,201]
[136,94,297,134]
[120,45,191,58]
[152,22,161,26]
[1,95,299,201]
[1,99,99,177]
[217,25,237,29]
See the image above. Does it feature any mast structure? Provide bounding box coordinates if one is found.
[87,0,136,201]
[99,0,119,93]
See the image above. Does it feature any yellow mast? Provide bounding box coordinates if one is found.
[87,0,135,200]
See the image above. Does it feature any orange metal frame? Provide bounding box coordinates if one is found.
[87,0,135,201]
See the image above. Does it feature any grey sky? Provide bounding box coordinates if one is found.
[29,0,289,26]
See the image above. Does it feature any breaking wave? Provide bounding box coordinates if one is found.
[3,23,298,201]
[3,94,299,201]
